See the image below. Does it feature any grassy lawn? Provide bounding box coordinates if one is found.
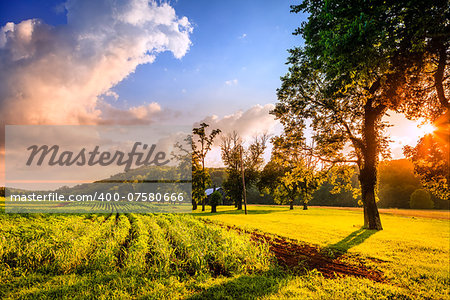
[194,205,450,299]
[1,198,449,299]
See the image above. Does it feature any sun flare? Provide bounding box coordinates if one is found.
[416,123,436,137]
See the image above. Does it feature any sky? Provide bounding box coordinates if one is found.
[0,0,429,184]
[0,0,301,121]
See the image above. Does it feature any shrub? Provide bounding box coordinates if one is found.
[410,189,434,209]
[210,191,222,213]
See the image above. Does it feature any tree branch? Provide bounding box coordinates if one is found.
[434,42,449,109]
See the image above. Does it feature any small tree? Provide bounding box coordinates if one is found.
[221,132,268,210]
[410,189,434,209]
[210,191,222,213]
[192,157,210,210]
[260,126,333,210]
[192,123,221,211]
[172,135,198,210]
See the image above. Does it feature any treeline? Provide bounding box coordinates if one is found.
[1,159,445,210]
[204,159,448,210]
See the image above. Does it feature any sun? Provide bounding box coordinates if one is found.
[416,123,437,137]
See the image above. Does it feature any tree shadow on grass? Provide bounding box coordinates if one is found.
[9,273,121,299]
[187,270,288,300]
[15,271,288,300]
[322,228,377,258]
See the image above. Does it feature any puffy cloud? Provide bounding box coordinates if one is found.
[199,104,279,140]
[0,0,192,185]
[98,102,162,125]
[0,0,192,126]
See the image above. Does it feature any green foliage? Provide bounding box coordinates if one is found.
[1,199,449,299]
[198,205,450,300]
[0,211,273,298]
[192,123,222,167]
[222,169,243,207]
[260,131,327,209]
[192,157,211,208]
[404,134,449,201]
[311,170,360,207]
[410,189,434,209]
[210,191,222,207]
[221,132,268,209]
[192,123,221,210]
[207,168,227,188]
[277,0,449,229]
[378,159,422,208]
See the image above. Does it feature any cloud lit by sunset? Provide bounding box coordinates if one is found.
[0,0,193,126]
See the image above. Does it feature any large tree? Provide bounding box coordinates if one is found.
[397,0,449,200]
[275,0,448,229]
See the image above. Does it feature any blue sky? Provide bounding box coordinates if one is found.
[112,0,305,121]
[0,0,304,122]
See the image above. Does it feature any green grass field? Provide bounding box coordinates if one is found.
[0,198,449,299]
[195,206,450,299]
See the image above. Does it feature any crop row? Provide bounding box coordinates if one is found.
[0,213,272,280]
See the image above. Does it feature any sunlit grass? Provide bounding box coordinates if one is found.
[194,205,450,299]
[1,198,449,299]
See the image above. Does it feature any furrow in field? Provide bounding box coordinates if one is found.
[83,213,131,272]
[122,214,150,274]
[0,215,103,274]
[116,213,136,269]
[139,214,175,277]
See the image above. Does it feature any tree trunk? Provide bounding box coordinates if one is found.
[211,205,217,213]
[303,203,308,210]
[236,198,242,210]
[201,159,206,212]
[201,191,205,211]
[360,180,382,229]
[289,200,294,210]
[192,198,197,210]
[360,102,384,230]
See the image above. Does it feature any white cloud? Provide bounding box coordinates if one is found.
[0,0,192,126]
[103,90,119,101]
[0,0,193,185]
[198,103,280,144]
[225,79,238,86]
[98,102,162,125]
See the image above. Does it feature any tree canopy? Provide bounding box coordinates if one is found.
[221,132,268,210]
[275,0,449,229]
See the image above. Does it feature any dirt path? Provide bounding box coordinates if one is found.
[217,222,387,283]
